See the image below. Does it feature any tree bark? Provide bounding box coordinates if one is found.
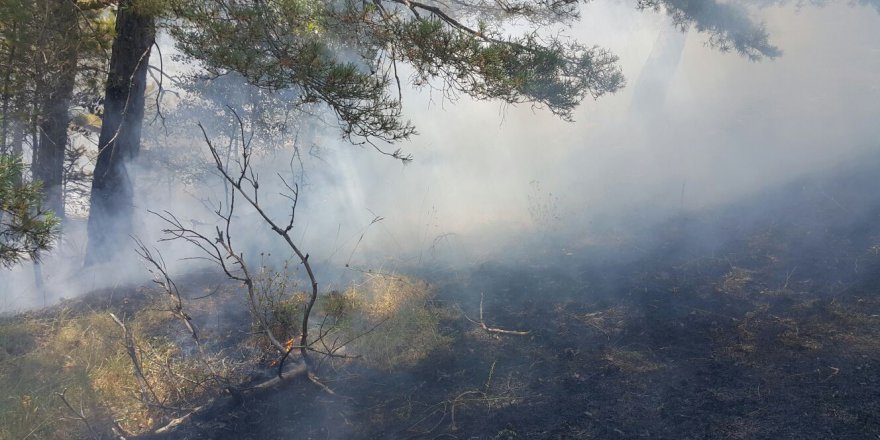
[32,0,80,219]
[85,0,155,264]
[9,119,24,186]
[0,21,18,155]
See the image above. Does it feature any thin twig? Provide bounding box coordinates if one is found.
[476,292,530,336]
[55,388,100,439]
[109,312,160,405]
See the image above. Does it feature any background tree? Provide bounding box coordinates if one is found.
[638,0,780,60]
[31,0,81,219]
[84,0,628,262]
[0,0,113,220]
[0,0,40,178]
[0,154,59,267]
[82,0,785,263]
[85,0,156,264]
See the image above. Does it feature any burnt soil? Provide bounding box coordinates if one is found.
[146,159,880,439]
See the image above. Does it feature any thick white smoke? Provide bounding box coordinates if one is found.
[2,0,878,310]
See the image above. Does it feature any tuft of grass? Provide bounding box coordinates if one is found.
[327,275,452,371]
[718,268,755,298]
[603,348,663,373]
[0,311,120,439]
[253,264,307,344]
[0,271,450,438]
[319,290,360,322]
[0,298,235,439]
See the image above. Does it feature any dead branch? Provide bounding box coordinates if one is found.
[110,312,160,406]
[198,109,320,371]
[55,388,103,439]
[146,109,399,413]
[150,209,288,355]
[150,107,322,388]
[133,238,199,343]
[450,390,482,430]
[470,292,530,336]
[307,371,337,395]
[151,363,308,436]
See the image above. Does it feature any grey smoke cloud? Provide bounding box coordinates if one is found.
[2,0,879,310]
[293,0,880,270]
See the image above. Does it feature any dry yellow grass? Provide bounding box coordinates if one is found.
[324,275,452,371]
[0,272,448,438]
[602,348,663,373]
[0,300,229,438]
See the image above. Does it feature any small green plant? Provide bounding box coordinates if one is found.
[253,261,306,344]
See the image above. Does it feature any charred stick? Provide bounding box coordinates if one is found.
[476,292,530,336]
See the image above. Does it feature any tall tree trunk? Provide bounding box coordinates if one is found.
[32,0,79,219]
[10,120,24,186]
[628,26,687,125]
[85,0,155,265]
[0,22,19,155]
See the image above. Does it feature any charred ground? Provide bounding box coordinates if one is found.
[142,158,880,439]
[4,158,880,439]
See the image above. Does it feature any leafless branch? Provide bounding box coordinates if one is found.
[197,114,321,372]
[54,388,102,440]
[133,237,199,343]
[153,362,307,435]
[149,208,287,354]
[109,312,160,405]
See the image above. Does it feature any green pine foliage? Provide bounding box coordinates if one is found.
[0,155,59,267]
[169,0,626,146]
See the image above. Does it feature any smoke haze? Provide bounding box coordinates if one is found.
[284,0,880,265]
[1,0,879,310]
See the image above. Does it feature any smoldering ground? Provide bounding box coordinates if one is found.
[145,152,880,439]
[149,6,880,436]
[2,1,880,439]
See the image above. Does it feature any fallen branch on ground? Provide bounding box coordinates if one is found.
[150,362,308,436]
[467,292,530,336]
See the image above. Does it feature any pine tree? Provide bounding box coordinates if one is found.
[0,154,59,267]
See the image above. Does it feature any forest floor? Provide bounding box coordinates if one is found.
[3,160,880,440]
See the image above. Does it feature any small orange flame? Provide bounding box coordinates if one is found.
[270,339,297,367]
